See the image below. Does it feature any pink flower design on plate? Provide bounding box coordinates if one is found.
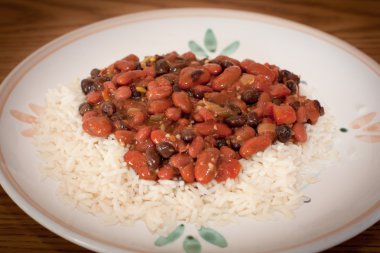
[349,112,380,143]
[10,104,44,137]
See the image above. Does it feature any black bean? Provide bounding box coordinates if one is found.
[272,97,284,105]
[229,140,241,151]
[170,60,189,73]
[190,69,203,82]
[215,139,227,149]
[90,68,100,78]
[224,115,247,128]
[95,76,109,85]
[241,89,260,105]
[220,60,234,70]
[131,86,141,99]
[172,84,181,92]
[181,129,196,143]
[276,125,292,143]
[314,100,325,116]
[146,147,161,169]
[155,59,170,75]
[78,102,92,116]
[81,78,96,95]
[286,80,298,94]
[278,70,300,84]
[226,104,242,115]
[192,89,205,99]
[289,101,301,111]
[101,101,116,116]
[247,112,261,127]
[156,142,177,158]
[113,119,129,130]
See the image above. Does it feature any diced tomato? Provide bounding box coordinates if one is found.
[215,157,241,182]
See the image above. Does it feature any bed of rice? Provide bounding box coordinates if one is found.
[33,81,336,235]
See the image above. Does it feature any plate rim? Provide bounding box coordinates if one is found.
[0,7,379,253]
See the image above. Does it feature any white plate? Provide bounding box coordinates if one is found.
[0,8,379,253]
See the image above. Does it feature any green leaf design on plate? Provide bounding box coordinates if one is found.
[183,236,202,253]
[220,41,240,55]
[198,227,228,248]
[204,29,217,53]
[154,224,185,246]
[188,41,208,58]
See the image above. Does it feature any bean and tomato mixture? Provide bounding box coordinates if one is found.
[79,52,324,184]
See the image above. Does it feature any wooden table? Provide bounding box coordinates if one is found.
[0,0,379,252]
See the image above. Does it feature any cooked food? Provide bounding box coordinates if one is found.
[78,52,325,184]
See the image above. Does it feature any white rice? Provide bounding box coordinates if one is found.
[33,81,336,235]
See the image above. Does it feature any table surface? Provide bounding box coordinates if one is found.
[0,0,379,252]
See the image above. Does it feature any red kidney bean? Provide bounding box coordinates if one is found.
[165,107,182,121]
[220,146,240,160]
[273,104,297,125]
[150,129,167,144]
[188,136,204,158]
[169,153,193,169]
[194,148,220,184]
[146,86,172,100]
[116,70,147,85]
[82,116,113,137]
[194,122,232,137]
[192,85,213,99]
[241,59,276,82]
[114,130,135,145]
[134,139,155,152]
[304,100,320,124]
[157,165,176,180]
[211,66,242,91]
[115,60,136,72]
[86,91,103,104]
[123,54,139,62]
[179,163,195,183]
[114,86,132,100]
[203,63,222,75]
[135,126,152,142]
[239,135,272,158]
[172,91,192,113]
[148,99,173,114]
[296,106,307,124]
[124,150,157,180]
[179,67,210,89]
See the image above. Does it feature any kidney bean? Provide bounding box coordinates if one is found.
[78,102,92,116]
[220,146,240,160]
[188,136,204,158]
[241,59,276,82]
[169,153,193,169]
[252,75,272,92]
[194,122,232,137]
[192,85,213,99]
[179,67,210,89]
[135,126,152,142]
[172,91,192,113]
[116,70,147,85]
[124,150,157,180]
[181,51,196,61]
[82,110,98,122]
[293,123,307,143]
[212,55,241,67]
[215,157,241,182]
[128,110,146,126]
[270,84,291,98]
[146,86,172,100]
[145,147,161,169]
[296,105,307,123]
[211,66,241,91]
[82,116,113,137]
[114,130,135,145]
[165,107,181,121]
[123,54,139,62]
[239,135,272,158]
[197,107,215,122]
[115,60,136,72]
[178,163,195,183]
[134,139,155,152]
[157,165,176,180]
[224,115,247,128]
[114,86,132,101]
[148,99,173,114]
[150,129,166,144]
[203,63,222,75]
[156,141,177,158]
[234,125,256,142]
[86,90,103,104]
[194,148,220,184]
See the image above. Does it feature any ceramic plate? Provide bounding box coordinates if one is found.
[0,8,379,253]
